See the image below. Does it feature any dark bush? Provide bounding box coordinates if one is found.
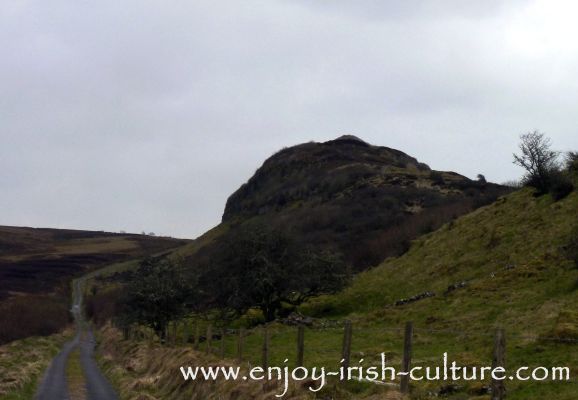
[85,287,124,326]
[549,171,575,201]
[520,167,571,198]
[566,152,578,172]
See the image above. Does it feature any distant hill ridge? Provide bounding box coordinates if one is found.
[0,225,186,298]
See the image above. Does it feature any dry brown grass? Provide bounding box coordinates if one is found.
[96,324,400,400]
[0,328,73,397]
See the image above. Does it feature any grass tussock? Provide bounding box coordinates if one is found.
[0,329,73,399]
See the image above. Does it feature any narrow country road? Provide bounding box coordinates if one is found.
[80,328,119,400]
[34,333,80,399]
[35,280,119,400]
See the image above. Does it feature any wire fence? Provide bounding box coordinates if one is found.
[119,318,578,399]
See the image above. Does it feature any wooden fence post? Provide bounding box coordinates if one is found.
[220,328,226,358]
[237,328,244,361]
[341,320,352,370]
[172,321,177,345]
[182,321,189,345]
[194,324,200,350]
[262,325,269,371]
[491,328,506,400]
[297,325,305,367]
[206,324,212,354]
[189,320,195,344]
[400,321,413,394]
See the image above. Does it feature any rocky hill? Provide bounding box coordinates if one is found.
[219,136,510,269]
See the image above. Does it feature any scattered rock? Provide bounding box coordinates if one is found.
[278,312,315,326]
[444,281,468,295]
[438,383,462,396]
[394,291,435,306]
[468,384,491,395]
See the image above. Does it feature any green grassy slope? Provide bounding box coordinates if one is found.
[306,188,577,325]
[91,187,578,399]
[211,188,578,399]
[300,188,577,398]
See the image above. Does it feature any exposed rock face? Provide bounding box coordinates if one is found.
[223,137,432,221]
[219,137,510,269]
[332,134,370,146]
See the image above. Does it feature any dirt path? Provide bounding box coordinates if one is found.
[35,280,119,400]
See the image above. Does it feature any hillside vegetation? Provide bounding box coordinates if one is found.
[291,187,578,398]
[90,186,578,399]
[198,136,509,270]
[0,330,73,399]
[82,137,577,398]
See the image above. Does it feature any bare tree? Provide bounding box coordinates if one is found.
[513,131,559,193]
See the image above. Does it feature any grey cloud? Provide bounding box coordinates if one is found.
[1,0,577,238]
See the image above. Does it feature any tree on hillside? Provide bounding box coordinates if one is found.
[208,224,349,322]
[121,257,193,339]
[566,151,578,172]
[513,131,560,194]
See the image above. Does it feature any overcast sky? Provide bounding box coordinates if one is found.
[1,1,577,238]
